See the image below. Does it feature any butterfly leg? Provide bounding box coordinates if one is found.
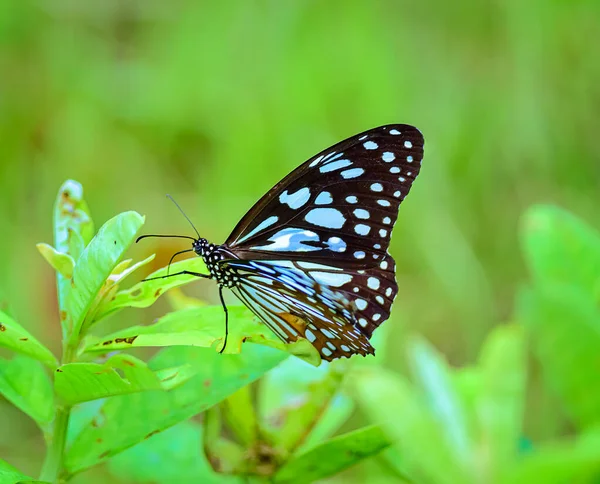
[142,270,211,282]
[218,285,229,354]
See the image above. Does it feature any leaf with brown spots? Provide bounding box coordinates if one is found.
[55,354,164,405]
[92,257,210,323]
[64,211,145,342]
[65,345,286,475]
[36,243,75,278]
[83,305,320,366]
[0,310,58,369]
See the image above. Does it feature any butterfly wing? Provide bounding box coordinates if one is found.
[222,125,422,347]
[225,124,424,268]
[224,259,374,361]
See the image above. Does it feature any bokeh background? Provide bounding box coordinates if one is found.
[1,0,599,481]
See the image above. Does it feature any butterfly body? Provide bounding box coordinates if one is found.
[153,125,424,361]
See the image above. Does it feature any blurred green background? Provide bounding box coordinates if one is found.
[1,0,599,481]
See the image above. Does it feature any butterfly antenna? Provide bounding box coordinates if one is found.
[166,248,194,276]
[166,194,201,239]
[136,234,196,243]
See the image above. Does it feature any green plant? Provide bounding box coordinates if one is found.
[1,182,599,484]
[0,181,386,483]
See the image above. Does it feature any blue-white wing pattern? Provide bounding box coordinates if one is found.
[218,125,423,361]
[226,260,373,359]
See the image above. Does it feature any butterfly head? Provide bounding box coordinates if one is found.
[192,237,209,257]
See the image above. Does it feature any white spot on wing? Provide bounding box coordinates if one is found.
[322,347,333,357]
[280,187,311,209]
[346,195,358,204]
[370,183,383,192]
[320,159,352,173]
[377,199,391,207]
[390,129,401,135]
[407,155,413,162]
[380,260,389,270]
[237,215,278,243]
[382,152,395,162]
[367,277,380,290]
[252,228,320,252]
[390,167,400,173]
[383,217,391,224]
[305,329,316,342]
[404,141,413,148]
[326,236,347,252]
[341,168,364,179]
[379,229,388,237]
[363,141,378,150]
[305,208,345,229]
[353,209,369,219]
[310,271,352,287]
[354,251,365,259]
[354,224,370,235]
[356,299,367,310]
[315,191,333,205]
[309,155,324,167]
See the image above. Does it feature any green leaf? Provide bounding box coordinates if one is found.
[155,364,198,390]
[259,357,353,453]
[350,365,469,484]
[82,305,320,366]
[274,425,391,484]
[91,257,209,322]
[203,406,247,474]
[36,243,75,278]
[65,344,287,474]
[222,386,257,447]
[476,324,526,480]
[107,421,233,484]
[86,254,155,324]
[0,310,58,369]
[0,459,38,484]
[521,205,600,299]
[0,355,54,429]
[52,180,94,316]
[407,337,473,473]
[65,211,144,338]
[272,363,347,452]
[55,354,163,405]
[519,285,600,430]
[502,429,600,483]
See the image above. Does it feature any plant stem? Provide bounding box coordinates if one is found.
[40,404,71,483]
[40,341,77,483]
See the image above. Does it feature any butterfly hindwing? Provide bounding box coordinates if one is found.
[225,259,374,361]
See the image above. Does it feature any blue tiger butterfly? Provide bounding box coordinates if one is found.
[138,125,424,361]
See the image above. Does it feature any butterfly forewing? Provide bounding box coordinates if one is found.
[225,124,423,268]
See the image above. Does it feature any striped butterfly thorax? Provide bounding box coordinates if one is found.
[148,125,424,361]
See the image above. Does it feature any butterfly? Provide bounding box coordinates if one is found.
[138,125,424,361]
